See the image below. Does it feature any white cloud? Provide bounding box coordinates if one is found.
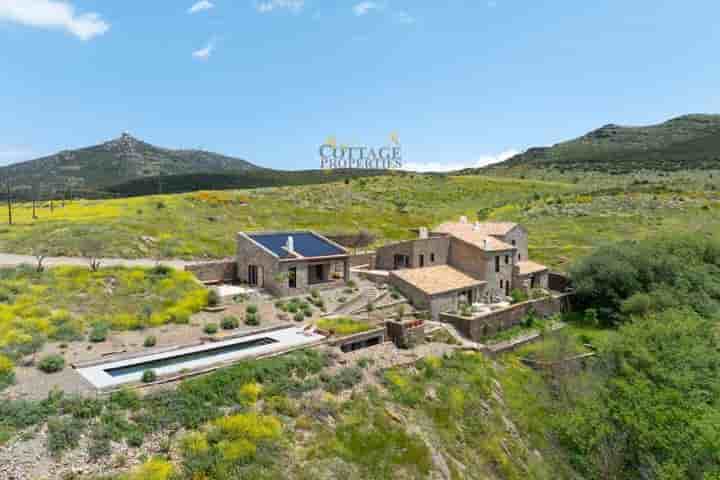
[353,1,380,16]
[255,0,304,14]
[395,11,415,24]
[0,0,109,40]
[192,40,215,60]
[402,149,520,173]
[188,1,214,14]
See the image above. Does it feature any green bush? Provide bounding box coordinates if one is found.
[245,313,260,326]
[246,304,258,315]
[38,354,65,373]
[142,370,157,383]
[89,323,109,343]
[144,335,157,348]
[47,416,84,457]
[310,288,320,299]
[222,316,239,330]
[203,323,218,335]
[0,355,15,391]
[293,311,305,322]
[510,288,529,304]
[207,289,221,307]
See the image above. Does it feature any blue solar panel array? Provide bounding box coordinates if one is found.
[249,232,346,259]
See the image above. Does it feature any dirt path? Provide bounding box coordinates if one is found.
[0,253,196,269]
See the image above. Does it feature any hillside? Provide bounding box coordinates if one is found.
[0,133,386,199]
[471,114,720,175]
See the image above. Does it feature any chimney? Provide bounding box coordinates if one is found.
[459,216,468,224]
[419,227,429,239]
[286,236,294,253]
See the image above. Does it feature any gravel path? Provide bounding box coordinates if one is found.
[0,253,196,269]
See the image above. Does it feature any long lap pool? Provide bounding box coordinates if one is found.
[76,327,325,389]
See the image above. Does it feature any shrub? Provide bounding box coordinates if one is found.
[203,323,218,335]
[88,426,112,461]
[126,458,174,480]
[38,354,65,373]
[89,323,109,343]
[246,304,258,315]
[583,308,599,327]
[47,416,84,457]
[294,311,305,322]
[347,280,357,288]
[317,317,372,335]
[207,289,221,307]
[310,288,320,299]
[323,366,364,394]
[245,314,260,326]
[142,370,157,383]
[510,288,529,304]
[238,382,263,404]
[221,316,239,330]
[0,355,15,390]
[126,428,144,447]
[287,303,299,313]
[144,335,157,348]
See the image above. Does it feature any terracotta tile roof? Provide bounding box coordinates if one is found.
[516,261,548,276]
[432,222,516,251]
[435,221,519,237]
[390,265,486,296]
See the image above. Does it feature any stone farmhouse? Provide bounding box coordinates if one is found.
[236,231,351,297]
[375,218,549,319]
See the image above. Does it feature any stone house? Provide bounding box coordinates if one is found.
[236,231,351,297]
[377,219,549,319]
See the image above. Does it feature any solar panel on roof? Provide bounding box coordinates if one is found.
[249,232,346,258]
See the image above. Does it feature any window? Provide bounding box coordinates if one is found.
[430,253,435,263]
[288,267,297,289]
[518,253,522,261]
[500,279,503,288]
[248,265,258,286]
[512,240,516,246]
[495,256,500,273]
[505,255,509,264]
[419,254,425,267]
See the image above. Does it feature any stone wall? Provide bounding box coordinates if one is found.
[236,233,281,294]
[185,260,237,283]
[386,319,425,349]
[439,293,572,341]
[349,252,376,268]
[502,225,529,263]
[375,237,449,270]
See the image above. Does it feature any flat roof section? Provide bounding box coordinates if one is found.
[248,232,347,259]
[391,265,486,296]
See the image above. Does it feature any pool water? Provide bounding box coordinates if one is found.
[105,337,278,377]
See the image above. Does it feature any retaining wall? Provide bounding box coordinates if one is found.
[186,260,237,283]
[439,293,573,342]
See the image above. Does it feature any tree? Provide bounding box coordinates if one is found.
[79,238,103,271]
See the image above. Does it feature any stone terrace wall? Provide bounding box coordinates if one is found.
[185,260,237,283]
[439,293,573,342]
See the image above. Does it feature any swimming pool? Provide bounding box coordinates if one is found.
[77,327,325,389]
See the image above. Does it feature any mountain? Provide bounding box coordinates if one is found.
[473,114,720,174]
[0,133,386,198]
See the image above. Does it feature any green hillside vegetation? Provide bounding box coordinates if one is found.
[0,266,207,359]
[470,114,720,175]
[0,174,575,261]
[543,235,720,479]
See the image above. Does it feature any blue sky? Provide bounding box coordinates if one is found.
[1,0,719,171]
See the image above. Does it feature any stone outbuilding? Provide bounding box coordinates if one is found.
[389,265,486,319]
[236,231,351,297]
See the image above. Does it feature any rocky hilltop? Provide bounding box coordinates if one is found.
[470,114,720,174]
[0,133,260,196]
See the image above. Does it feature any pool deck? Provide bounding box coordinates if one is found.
[76,327,326,389]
